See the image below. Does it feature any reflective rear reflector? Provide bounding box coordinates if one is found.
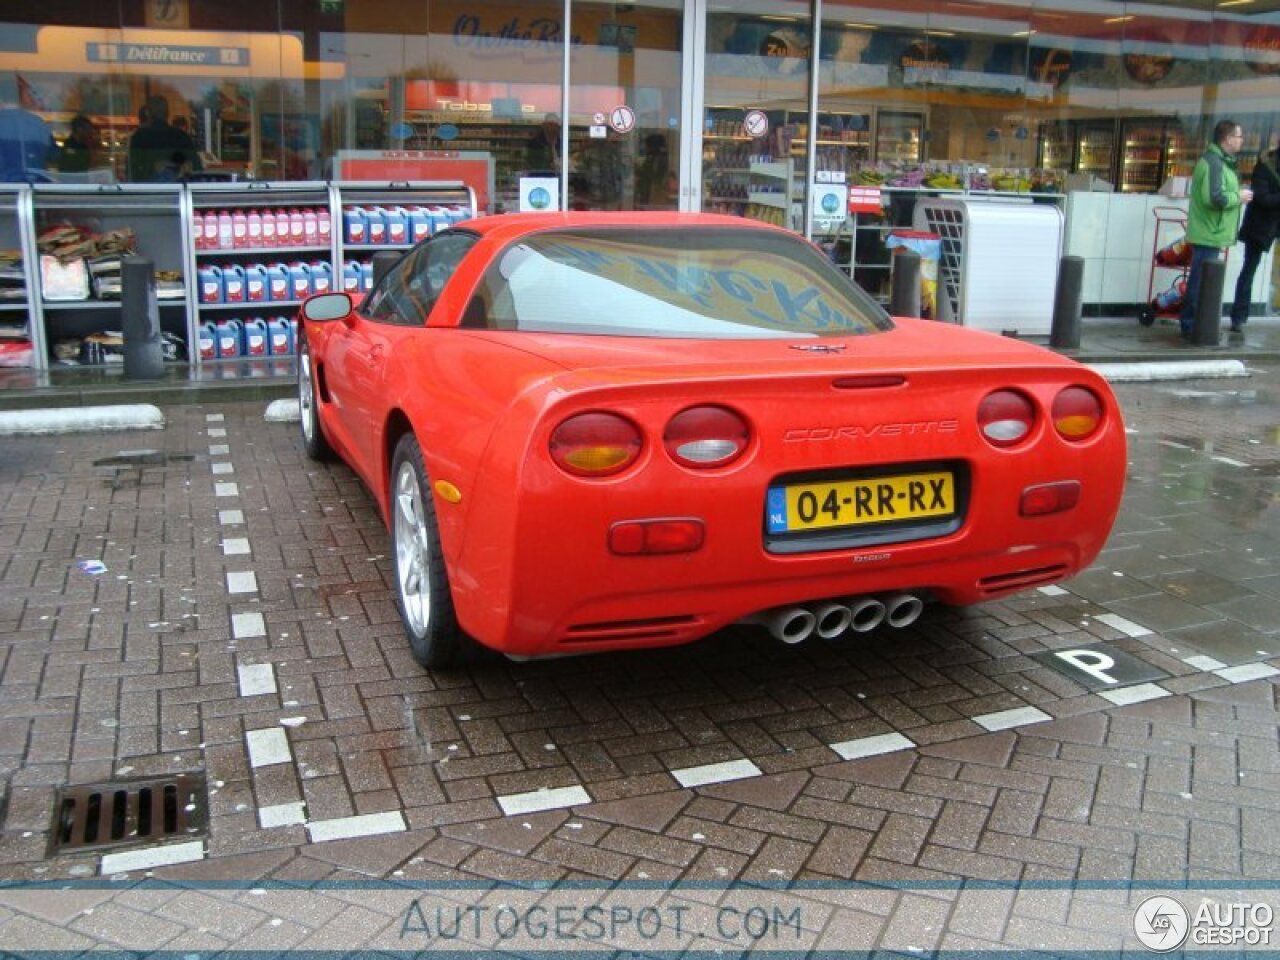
[609,519,705,555]
[1020,481,1081,517]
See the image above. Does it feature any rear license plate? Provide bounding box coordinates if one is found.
[766,471,955,534]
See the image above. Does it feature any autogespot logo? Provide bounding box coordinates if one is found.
[1134,895,1190,952]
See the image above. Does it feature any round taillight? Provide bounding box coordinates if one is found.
[978,390,1035,447]
[1052,386,1103,441]
[550,412,642,477]
[663,406,750,468]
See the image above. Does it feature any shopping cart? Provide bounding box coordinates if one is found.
[1138,206,1191,327]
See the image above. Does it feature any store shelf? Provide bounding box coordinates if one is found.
[196,244,332,257]
[42,300,184,311]
[198,300,305,311]
[30,183,188,371]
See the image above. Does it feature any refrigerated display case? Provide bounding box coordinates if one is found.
[1036,120,1074,174]
[875,110,924,165]
[1119,118,1196,193]
[1075,120,1116,183]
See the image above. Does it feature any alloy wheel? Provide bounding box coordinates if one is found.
[394,460,432,636]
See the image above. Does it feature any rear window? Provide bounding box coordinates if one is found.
[468,227,891,338]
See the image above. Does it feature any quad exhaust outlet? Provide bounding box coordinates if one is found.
[744,593,925,645]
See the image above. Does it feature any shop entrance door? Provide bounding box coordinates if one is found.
[567,1,684,211]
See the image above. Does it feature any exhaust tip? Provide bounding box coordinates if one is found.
[743,606,817,644]
[847,597,887,633]
[776,608,817,644]
[884,593,925,628]
[813,602,853,639]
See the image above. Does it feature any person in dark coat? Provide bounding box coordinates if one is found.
[1230,143,1280,332]
[127,95,201,182]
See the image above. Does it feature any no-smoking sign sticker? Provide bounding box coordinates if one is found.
[743,110,769,138]
[608,105,636,133]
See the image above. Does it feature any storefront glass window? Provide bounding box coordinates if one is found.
[0,1,1276,206]
[701,1,811,229]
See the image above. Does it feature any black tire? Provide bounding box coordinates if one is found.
[390,433,467,668]
[297,333,334,461]
[1137,305,1156,327]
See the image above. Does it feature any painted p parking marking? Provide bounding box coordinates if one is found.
[1030,643,1169,691]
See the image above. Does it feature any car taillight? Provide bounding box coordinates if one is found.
[550,412,642,477]
[663,406,750,468]
[978,390,1035,447]
[1052,386,1104,441]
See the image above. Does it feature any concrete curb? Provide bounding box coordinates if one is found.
[0,404,165,436]
[1087,360,1250,382]
[265,399,300,422]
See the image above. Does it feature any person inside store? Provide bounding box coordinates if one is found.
[56,114,101,173]
[1179,119,1252,340]
[526,113,562,174]
[635,133,673,208]
[127,95,202,182]
[1229,139,1279,334]
[0,81,55,182]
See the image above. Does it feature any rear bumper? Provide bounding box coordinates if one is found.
[455,517,1094,656]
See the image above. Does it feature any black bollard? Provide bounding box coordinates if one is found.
[371,250,402,288]
[889,249,922,318]
[1049,255,1084,349]
[121,256,165,380]
[1192,257,1226,346]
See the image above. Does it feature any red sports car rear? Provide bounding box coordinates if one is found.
[297,213,1126,664]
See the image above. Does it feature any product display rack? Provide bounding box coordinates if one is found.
[333,180,476,282]
[746,159,800,230]
[0,187,36,357]
[184,180,477,367]
[29,184,188,371]
[184,181,336,365]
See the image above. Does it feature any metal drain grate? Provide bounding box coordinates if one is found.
[49,773,208,855]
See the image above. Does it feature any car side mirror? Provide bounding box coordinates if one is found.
[302,292,354,323]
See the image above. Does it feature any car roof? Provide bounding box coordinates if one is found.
[455,210,784,242]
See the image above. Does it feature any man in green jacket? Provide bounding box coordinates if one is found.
[1179,119,1253,339]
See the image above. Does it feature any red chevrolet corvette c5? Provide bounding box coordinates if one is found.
[296,212,1126,666]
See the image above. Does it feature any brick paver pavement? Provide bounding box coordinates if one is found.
[1,376,1278,951]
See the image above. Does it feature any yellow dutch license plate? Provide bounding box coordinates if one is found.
[766,471,955,533]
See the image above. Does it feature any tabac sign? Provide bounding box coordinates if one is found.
[88,43,248,67]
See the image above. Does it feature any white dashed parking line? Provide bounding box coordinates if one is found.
[259,802,307,829]
[1092,614,1153,638]
[100,840,205,875]
[1215,663,1280,684]
[246,727,292,768]
[306,811,406,843]
[670,759,762,789]
[972,706,1052,732]
[497,785,593,816]
[232,612,266,639]
[226,571,258,594]
[829,732,916,761]
[1097,683,1169,706]
[237,663,277,697]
